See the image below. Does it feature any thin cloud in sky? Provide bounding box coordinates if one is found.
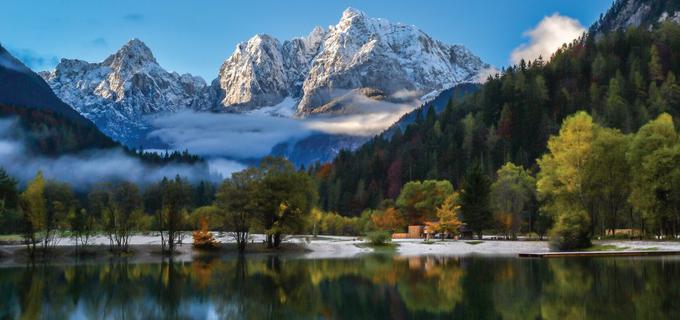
[510,13,585,65]
[90,37,108,48]
[123,13,145,22]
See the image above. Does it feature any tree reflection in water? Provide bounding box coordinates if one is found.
[0,255,679,319]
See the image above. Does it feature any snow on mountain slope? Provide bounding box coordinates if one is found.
[209,27,326,110]
[296,8,487,113]
[212,7,489,114]
[41,39,207,145]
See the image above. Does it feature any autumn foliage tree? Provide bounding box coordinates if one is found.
[370,207,405,233]
[430,194,462,238]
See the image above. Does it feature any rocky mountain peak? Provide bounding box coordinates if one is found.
[590,0,680,37]
[340,7,365,22]
[41,39,207,144]
[245,34,278,48]
[103,39,157,72]
[213,33,288,108]
[295,8,489,113]
[303,26,326,52]
[212,8,489,113]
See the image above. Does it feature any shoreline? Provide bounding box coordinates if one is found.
[2,234,680,267]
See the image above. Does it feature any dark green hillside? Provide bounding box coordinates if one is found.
[0,104,117,155]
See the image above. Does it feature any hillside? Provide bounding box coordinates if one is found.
[313,22,680,215]
[0,44,98,128]
[0,44,119,154]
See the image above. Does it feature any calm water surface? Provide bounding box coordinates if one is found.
[1,254,679,319]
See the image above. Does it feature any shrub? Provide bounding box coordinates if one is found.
[317,211,361,236]
[366,230,391,246]
[549,209,591,251]
[192,217,218,250]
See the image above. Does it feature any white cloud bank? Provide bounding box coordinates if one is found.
[0,119,220,189]
[147,94,420,160]
[510,13,585,65]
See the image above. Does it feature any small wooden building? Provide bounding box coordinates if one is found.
[458,224,474,240]
[392,225,426,239]
[605,228,642,238]
[392,223,474,240]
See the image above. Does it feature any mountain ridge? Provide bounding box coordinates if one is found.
[41,8,489,151]
[41,39,208,145]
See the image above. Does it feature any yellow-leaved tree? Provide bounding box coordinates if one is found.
[537,112,596,250]
[19,171,46,255]
[430,193,462,239]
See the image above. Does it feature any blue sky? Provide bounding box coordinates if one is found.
[0,0,613,80]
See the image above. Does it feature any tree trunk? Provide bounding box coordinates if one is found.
[266,234,273,248]
[274,233,282,248]
[168,231,175,254]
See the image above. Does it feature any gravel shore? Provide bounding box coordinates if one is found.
[2,233,680,266]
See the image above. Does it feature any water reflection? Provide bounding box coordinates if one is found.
[1,255,679,319]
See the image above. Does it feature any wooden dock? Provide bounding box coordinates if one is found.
[519,250,680,258]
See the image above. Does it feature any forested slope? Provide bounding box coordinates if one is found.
[314,23,680,215]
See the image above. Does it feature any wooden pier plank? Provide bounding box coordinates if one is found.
[518,251,680,258]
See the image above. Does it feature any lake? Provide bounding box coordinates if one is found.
[1,254,679,319]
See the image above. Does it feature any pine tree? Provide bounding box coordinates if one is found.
[605,74,631,131]
[649,44,664,83]
[661,72,680,115]
[460,165,492,239]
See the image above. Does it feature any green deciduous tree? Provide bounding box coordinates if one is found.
[254,157,317,248]
[216,168,260,253]
[583,128,632,236]
[160,176,192,253]
[43,180,76,250]
[628,113,680,237]
[396,180,454,225]
[111,181,143,252]
[68,208,96,252]
[641,145,680,237]
[490,163,536,239]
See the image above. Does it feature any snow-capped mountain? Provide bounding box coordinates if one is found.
[41,39,208,145]
[40,7,489,165]
[212,7,489,114]
[210,27,326,109]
